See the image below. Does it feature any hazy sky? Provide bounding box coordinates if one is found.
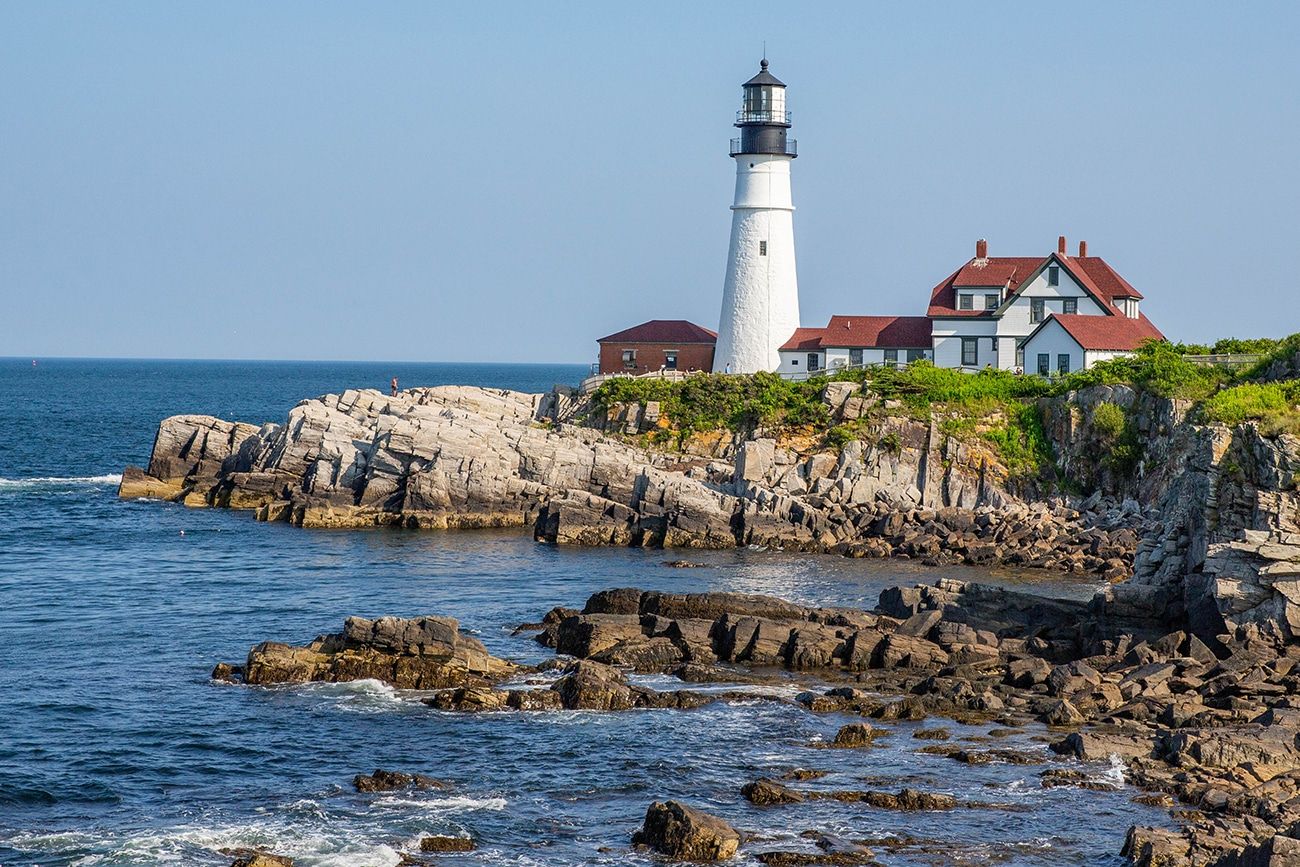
[2,2,1297,362]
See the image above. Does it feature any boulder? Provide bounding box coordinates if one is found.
[551,660,636,710]
[418,835,475,853]
[632,801,740,861]
[831,723,879,748]
[226,852,293,867]
[237,616,516,690]
[353,769,446,793]
[742,778,804,806]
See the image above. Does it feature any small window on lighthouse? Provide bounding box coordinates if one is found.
[759,241,768,256]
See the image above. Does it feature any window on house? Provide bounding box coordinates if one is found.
[985,293,999,310]
[883,348,898,366]
[907,349,924,362]
[790,358,799,366]
[1015,347,1025,369]
[849,348,863,366]
[1063,298,1077,315]
[1037,353,1050,376]
[1048,265,1060,287]
[622,349,637,369]
[663,351,678,370]
[759,241,767,256]
[958,294,973,311]
[1030,298,1045,323]
[807,353,820,371]
[961,338,977,367]
[1058,353,1071,374]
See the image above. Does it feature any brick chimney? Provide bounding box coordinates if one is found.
[1078,240,1088,257]
[1058,235,1067,255]
[975,238,988,259]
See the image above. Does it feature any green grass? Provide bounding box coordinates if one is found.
[592,371,829,437]
[1198,381,1300,435]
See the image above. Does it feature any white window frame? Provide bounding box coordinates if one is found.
[1030,298,1045,324]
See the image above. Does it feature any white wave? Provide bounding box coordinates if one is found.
[287,678,426,713]
[0,474,122,489]
[373,795,508,812]
[58,819,405,867]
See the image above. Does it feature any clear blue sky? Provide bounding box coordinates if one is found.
[2,2,1296,362]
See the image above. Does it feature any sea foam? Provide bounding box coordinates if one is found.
[0,474,122,490]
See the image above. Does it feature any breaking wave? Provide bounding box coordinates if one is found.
[0,474,122,490]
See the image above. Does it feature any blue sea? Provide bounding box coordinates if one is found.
[0,358,1168,866]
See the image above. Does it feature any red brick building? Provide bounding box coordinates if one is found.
[597,320,717,375]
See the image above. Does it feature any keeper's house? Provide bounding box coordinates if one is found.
[596,320,717,375]
[779,236,1163,375]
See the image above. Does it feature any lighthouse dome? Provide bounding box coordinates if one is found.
[743,58,785,88]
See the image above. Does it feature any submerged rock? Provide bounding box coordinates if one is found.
[418,835,475,852]
[224,850,293,867]
[632,800,740,861]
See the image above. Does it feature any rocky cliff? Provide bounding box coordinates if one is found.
[119,384,1143,576]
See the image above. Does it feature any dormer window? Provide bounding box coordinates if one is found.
[984,293,999,310]
[1047,265,1060,287]
[958,294,973,311]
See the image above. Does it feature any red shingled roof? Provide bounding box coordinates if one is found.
[929,250,1145,317]
[598,320,717,344]
[779,327,827,351]
[1029,313,1164,351]
[821,315,932,348]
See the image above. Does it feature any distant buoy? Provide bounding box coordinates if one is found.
[31,360,37,367]
[179,530,186,537]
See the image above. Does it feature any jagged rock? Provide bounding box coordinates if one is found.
[742,778,804,806]
[831,723,879,748]
[1042,699,1085,726]
[632,801,740,861]
[826,788,957,811]
[551,660,636,710]
[225,851,293,867]
[353,769,446,793]
[418,835,475,853]
[235,615,516,689]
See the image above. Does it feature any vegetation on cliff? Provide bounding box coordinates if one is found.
[591,334,1300,485]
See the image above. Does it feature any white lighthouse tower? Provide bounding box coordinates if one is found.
[714,59,801,374]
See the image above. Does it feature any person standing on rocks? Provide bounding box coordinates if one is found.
[390,377,398,397]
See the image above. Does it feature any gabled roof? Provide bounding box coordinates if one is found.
[1022,313,1164,352]
[779,327,827,351]
[821,315,932,348]
[597,320,717,344]
[929,249,1145,317]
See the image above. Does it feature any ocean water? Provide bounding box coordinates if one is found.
[0,358,1169,866]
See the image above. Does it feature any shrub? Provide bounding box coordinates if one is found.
[1054,340,1225,400]
[1090,401,1127,441]
[1199,381,1300,434]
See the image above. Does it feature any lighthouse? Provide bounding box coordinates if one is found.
[713,58,801,374]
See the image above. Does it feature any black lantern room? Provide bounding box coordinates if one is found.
[730,59,797,158]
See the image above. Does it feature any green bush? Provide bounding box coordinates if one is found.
[1199,381,1300,434]
[1090,401,1127,440]
[1054,340,1225,399]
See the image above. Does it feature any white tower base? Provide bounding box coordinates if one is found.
[714,154,800,373]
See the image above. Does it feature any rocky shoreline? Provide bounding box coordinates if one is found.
[118,385,1153,580]
[215,583,1300,865]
